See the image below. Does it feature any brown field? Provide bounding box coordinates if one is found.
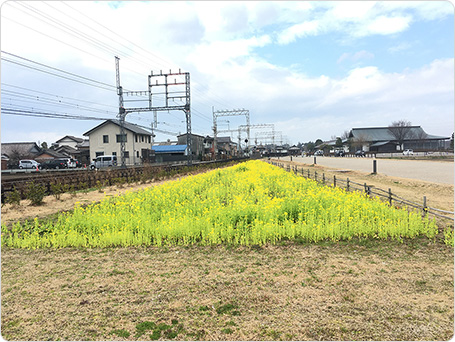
[1,162,454,341]
[2,239,453,341]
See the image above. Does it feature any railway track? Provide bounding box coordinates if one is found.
[1,158,248,203]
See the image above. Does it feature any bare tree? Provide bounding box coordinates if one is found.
[388,120,414,151]
[414,128,428,150]
[340,130,351,140]
[7,146,34,168]
[353,133,368,151]
[341,130,352,150]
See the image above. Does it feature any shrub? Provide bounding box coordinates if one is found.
[50,182,64,201]
[26,182,46,206]
[5,187,21,207]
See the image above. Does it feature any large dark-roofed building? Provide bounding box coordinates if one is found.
[349,126,450,152]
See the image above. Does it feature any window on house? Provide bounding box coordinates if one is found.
[135,135,138,143]
[136,151,140,157]
[103,135,109,143]
[116,134,127,143]
[112,152,117,156]
[124,151,130,158]
[141,135,144,142]
[95,152,104,157]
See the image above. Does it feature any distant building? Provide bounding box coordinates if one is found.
[152,144,188,163]
[83,119,152,165]
[216,136,238,158]
[349,126,450,152]
[177,133,206,160]
[35,149,69,162]
[55,135,84,149]
[1,142,41,168]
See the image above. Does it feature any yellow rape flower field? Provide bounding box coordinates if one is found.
[2,160,440,249]
[1,160,453,341]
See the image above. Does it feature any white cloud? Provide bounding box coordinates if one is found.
[277,20,320,45]
[363,15,412,36]
[337,50,375,64]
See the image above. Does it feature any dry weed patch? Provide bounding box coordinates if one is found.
[2,239,453,340]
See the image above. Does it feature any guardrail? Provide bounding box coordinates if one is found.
[269,161,454,221]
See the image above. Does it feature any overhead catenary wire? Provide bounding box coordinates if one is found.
[3,2,246,141]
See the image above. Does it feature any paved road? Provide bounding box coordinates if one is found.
[281,156,454,185]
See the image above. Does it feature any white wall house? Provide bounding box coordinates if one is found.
[55,135,84,149]
[83,119,152,165]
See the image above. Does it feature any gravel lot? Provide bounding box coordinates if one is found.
[285,156,454,185]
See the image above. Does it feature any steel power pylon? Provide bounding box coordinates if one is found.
[238,123,274,145]
[115,57,192,167]
[212,108,250,159]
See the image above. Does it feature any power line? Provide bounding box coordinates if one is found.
[1,83,118,109]
[2,51,116,90]
[1,107,111,121]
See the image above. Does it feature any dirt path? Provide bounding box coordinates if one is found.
[290,156,454,185]
[271,158,454,213]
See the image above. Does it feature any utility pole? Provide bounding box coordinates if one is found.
[115,56,127,168]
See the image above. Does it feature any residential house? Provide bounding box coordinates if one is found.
[55,135,84,149]
[288,145,301,156]
[75,139,90,165]
[1,142,41,168]
[216,136,238,158]
[349,126,450,152]
[52,136,90,164]
[35,149,69,162]
[83,119,152,165]
[177,133,205,160]
[1,154,9,170]
[202,135,215,160]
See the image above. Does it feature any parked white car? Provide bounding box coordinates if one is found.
[403,149,414,156]
[19,159,40,169]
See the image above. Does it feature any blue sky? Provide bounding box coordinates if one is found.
[1,1,454,146]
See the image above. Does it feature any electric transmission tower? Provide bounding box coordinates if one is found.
[212,108,250,159]
[115,56,192,167]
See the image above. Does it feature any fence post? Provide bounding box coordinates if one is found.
[322,173,325,184]
[347,178,350,192]
[308,169,310,178]
[388,188,392,206]
[364,183,368,194]
[423,196,428,217]
[314,156,317,165]
[373,160,377,174]
[333,175,336,188]
[315,171,318,182]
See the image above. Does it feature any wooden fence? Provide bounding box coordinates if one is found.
[269,161,454,221]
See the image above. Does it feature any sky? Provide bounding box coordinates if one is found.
[1,1,454,146]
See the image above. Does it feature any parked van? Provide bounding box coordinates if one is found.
[90,155,117,170]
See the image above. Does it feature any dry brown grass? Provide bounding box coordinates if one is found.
[2,238,453,341]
